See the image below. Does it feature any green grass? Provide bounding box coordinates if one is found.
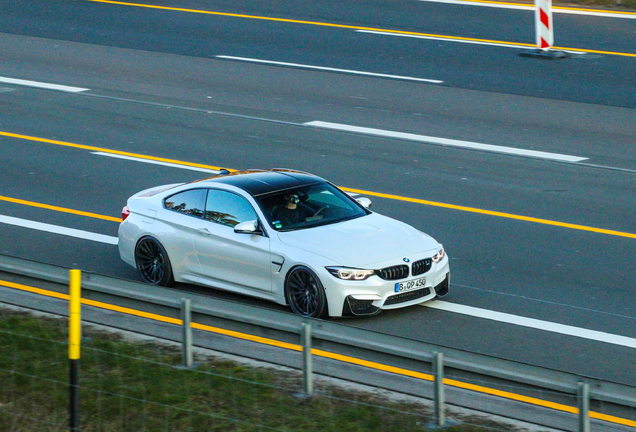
[0,310,534,432]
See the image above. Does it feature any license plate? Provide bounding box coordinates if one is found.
[395,277,427,293]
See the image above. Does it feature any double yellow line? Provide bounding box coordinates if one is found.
[83,0,636,58]
[1,130,635,240]
[2,277,634,428]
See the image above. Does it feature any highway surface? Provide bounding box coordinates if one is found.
[1,0,635,390]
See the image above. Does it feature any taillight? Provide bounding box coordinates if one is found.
[121,206,130,221]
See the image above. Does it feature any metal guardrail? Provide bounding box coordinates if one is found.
[0,253,635,431]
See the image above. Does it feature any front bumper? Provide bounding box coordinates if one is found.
[321,254,451,317]
[341,272,450,316]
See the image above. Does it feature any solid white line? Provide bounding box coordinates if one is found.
[304,121,588,162]
[0,215,118,245]
[421,0,529,10]
[0,77,89,93]
[417,0,636,19]
[91,152,220,173]
[356,30,587,55]
[554,8,636,19]
[216,56,444,84]
[425,300,636,349]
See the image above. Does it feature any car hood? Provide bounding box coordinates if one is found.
[276,213,440,267]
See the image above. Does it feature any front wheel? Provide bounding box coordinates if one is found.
[285,266,328,318]
[135,237,174,286]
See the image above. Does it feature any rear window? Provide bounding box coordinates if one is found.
[164,188,258,228]
[164,189,206,218]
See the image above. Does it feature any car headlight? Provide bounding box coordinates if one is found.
[326,267,375,281]
[432,247,445,263]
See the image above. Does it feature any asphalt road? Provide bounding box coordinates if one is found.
[1,0,635,388]
[2,0,636,108]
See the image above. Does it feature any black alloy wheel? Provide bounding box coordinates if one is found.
[285,266,328,318]
[135,237,174,286]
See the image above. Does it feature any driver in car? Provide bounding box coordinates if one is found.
[272,193,314,227]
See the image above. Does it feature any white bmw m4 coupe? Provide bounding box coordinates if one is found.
[118,169,450,318]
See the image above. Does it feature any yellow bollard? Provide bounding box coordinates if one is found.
[68,269,81,431]
[69,269,81,360]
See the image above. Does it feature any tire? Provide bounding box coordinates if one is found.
[285,266,328,318]
[135,236,175,286]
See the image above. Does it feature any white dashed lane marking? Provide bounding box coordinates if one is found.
[305,121,588,162]
[425,300,636,349]
[0,77,89,93]
[0,215,118,245]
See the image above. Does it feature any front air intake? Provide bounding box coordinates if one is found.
[384,287,431,306]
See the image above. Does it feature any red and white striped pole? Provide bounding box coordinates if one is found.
[535,0,554,51]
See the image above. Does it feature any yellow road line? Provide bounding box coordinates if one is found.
[81,298,182,325]
[0,279,70,301]
[448,0,535,6]
[341,187,636,239]
[459,0,534,5]
[0,195,121,222]
[554,6,636,15]
[191,322,302,352]
[445,378,578,413]
[437,0,636,15]
[2,277,635,428]
[590,411,636,427]
[0,279,182,325]
[3,130,635,240]
[313,348,435,381]
[83,0,529,44]
[0,131,229,172]
[555,47,636,57]
[84,0,636,58]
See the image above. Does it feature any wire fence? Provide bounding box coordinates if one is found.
[0,309,531,432]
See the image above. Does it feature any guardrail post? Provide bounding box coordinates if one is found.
[181,298,193,368]
[578,382,590,432]
[301,323,313,396]
[433,352,445,427]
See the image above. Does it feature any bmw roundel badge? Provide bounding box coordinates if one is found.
[403,257,410,263]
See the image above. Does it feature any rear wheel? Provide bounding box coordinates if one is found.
[285,266,328,318]
[135,237,174,286]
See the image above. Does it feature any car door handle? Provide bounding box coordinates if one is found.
[197,228,211,236]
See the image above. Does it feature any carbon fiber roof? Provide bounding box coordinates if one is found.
[200,169,325,196]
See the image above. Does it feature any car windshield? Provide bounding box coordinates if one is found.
[257,182,368,231]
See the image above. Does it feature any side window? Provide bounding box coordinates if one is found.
[205,190,257,228]
[164,189,207,218]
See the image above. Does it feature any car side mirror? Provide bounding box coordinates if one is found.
[355,197,372,209]
[234,220,262,235]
